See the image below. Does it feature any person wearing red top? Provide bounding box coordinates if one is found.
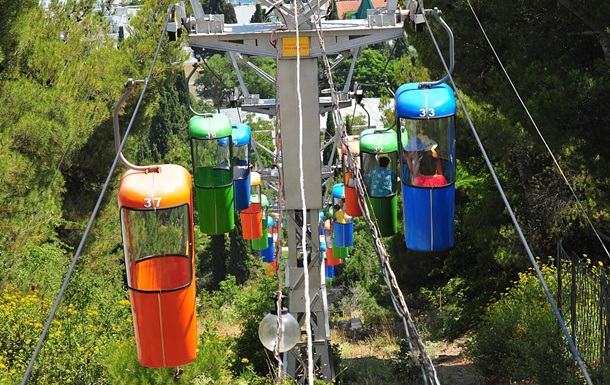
[413,152,448,187]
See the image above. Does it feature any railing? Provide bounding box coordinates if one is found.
[557,241,610,377]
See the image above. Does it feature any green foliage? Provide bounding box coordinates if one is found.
[335,284,391,324]
[194,54,235,108]
[391,339,423,382]
[331,48,400,95]
[1,241,68,299]
[250,4,269,23]
[419,278,467,341]
[202,0,237,23]
[339,219,379,292]
[466,262,581,384]
[1,0,610,383]
[337,356,404,385]
[101,325,271,385]
[228,216,255,284]
[337,218,394,324]
[147,72,191,162]
[0,285,132,384]
[246,114,276,168]
[240,57,276,99]
[231,273,279,375]
[195,54,275,104]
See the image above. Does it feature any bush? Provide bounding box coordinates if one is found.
[101,323,274,385]
[419,278,468,340]
[0,285,131,385]
[466,262,581,384]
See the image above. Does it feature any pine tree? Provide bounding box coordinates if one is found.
[250,3,268,23]
[148,72,191,161]
[202,0,237,23]
[327,0,339,20]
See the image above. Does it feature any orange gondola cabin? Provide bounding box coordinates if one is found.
[341,135,363,217]
[118,164,197,368]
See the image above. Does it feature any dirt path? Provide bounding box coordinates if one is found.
[432,339,485,385]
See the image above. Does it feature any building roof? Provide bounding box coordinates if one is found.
[334,0,387,20]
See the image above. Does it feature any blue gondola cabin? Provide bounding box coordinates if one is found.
[396,82,456,251]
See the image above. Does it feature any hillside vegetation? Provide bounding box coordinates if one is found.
[0,0,609,383]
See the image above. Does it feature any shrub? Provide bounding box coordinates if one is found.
[420,278,468,340]
[0,285,130,385]
[466,262,581,384]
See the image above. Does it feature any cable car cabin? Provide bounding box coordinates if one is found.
[252,193,270,251]
[232,123,252,211]
[321,230,342,271]
[118,164,197,368]
[260,234,275,263]
[241,172,264,240]
[341,135,363,217]
[325,265,335,280]
[265,259,277,275]
[359,128,399,237]
[325,206,348,262]
[327,239,345,264]
[332,183,353,248]
[260,216,275,263]
[189,113,234,234]
[396,82,456,251]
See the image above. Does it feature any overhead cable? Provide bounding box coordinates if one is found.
[435,3,593,383]
[465,0,610,262]
[19,7,173,385]
[291,2,316,382]
[311,8,440,385]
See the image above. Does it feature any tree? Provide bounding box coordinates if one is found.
[331,47,400,96]
[194,53,236,108]
[0,0,37,71]
[239,56,276,99]
[556,0,610,63]
[202,0,237,23]
[148,72,191,161]
[204,234,228,290]
[250,3,268,23]
[387,0,610,338]
[327,0,339,21]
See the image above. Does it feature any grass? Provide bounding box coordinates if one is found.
[331,323,413,385]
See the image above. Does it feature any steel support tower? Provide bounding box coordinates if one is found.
[173,0,407,381]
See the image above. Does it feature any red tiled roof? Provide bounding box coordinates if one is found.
[334,0,387,20]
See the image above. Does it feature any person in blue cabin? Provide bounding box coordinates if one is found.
[333,202,352,224]
[232,156,251,178]
[420,135,443,176]
[363,156,396,197]
[402,136,425,184]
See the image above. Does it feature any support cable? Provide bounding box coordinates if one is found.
[465,0,610,262]
[311,9,440,385]
[19,7,173,385]
[428,4,593,383]
[352,170,439,385]
[269,29,287,385]
[290,4,315,382]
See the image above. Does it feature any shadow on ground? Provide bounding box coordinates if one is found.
[336,355,486,385]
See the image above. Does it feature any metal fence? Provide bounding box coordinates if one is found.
[556,241,610,376]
